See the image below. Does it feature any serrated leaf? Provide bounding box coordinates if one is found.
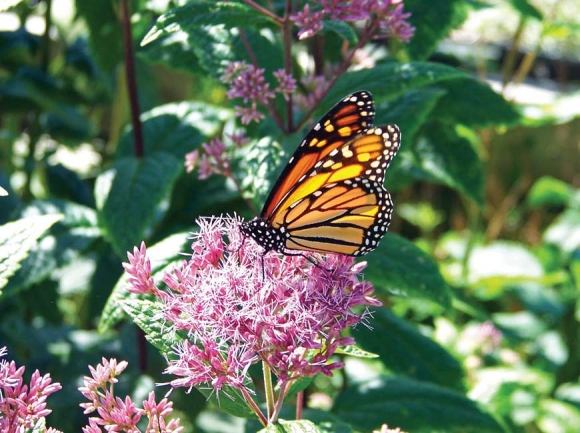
[365,233,452,308]
[404,0,469,60]
[2,200,99,297]
[0,214,62,293]
[116,101,230,159]
[95,153,183,257]
[411,123,485,204]
[123,299,180,355]
[354,309,465,389]
[432,78,521,128]
[333,376,506,432]
[98,231,192,333]
[336,345,379,359]
[142,1,276,46]
[327,61,467,107]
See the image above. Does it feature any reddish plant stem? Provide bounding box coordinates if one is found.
[120,0,144,157]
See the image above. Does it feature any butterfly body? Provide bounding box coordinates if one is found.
[240,91,401,256]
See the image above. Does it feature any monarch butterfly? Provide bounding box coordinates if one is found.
[240,90,401,257]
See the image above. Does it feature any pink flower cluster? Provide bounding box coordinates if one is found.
[291,0,415,41]
[123,216,381,400]
[79,358,183,433]
[184,130,248,179]
[221,62,296,124]
[0,347,62,433]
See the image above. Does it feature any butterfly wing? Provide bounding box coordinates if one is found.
[269,125,401,255]
[261,90,375,219]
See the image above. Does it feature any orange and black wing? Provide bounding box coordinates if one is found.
[261,91,375,220]
[269,125,401,256]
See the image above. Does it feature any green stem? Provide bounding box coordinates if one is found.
[263,361,275,422]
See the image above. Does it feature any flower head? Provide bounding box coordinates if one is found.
[123,216,381,399]
[0,347,62,432]
[79,358,183,433]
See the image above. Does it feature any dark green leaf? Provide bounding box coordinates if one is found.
[509,0,543,20]
[412,123,485,204]
[432,78,521,127]
[376,87,447,144]
[365,233,452,308]
[327,61,468,107]
[333,376,506,432]
[0,214,62,293]
[75,0,123,71]
[321,20,358,44]
[95,152,183,258]
[404,0,470,60]
[143,1,276,45]
[2,200,100,297]
[354,309,465,389]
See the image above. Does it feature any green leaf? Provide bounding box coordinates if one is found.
[123,299,180,356]
[544,209,580,254]
[0,214,62,294]
[354,309,465,389]
[404,0,470,60]
[75,0,123,71]
[327,61,468,107]
[527,176,573,208]
[0,67,91,133]
[468,241,544,290]
[432,78,521,128]
[116,101,230,159]
[539,399,580,432]
[137,29,202,74]
[412,123,484,204]
[95,153,183,257]
[2,200,100,297]
[143,1,276,46]
[336,345,379,359]
[376,87,447,145]
[509,0,543,20]
[365,233,452,308]
[98,231,192,333]
[321,20,358,44]
[333,376,506,432]
[260,419,320,433]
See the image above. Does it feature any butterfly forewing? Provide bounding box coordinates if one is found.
[261,91,375,219]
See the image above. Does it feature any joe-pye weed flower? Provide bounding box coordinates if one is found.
[124,216,382,425]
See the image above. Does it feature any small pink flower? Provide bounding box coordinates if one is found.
[0,347,62,432]
[79,358,183,432]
